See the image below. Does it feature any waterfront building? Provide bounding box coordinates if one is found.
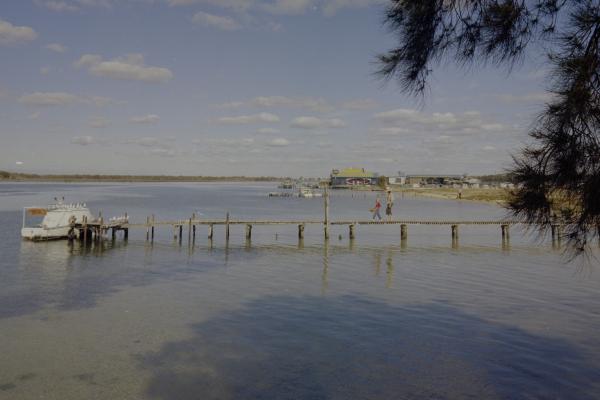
[330,168,378,188]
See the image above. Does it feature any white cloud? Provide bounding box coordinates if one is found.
[89,116,111,128]
[45,43,68,53]
[90,96,121,107]
[166,0,382,16]
[15,161,24,165]
[40,67,51,75]
[290,116,346,129]
[267,137,290,147]
[341,98,378,110]
[71,136,99,145]
[372,109,507,136]
[75,53,173,83]
[18,91,121,107]
[261,0,313,15]
[129,114,160,124]
[217,112,280,124]
[19,92,79,106]
[123,137,176,149]
[218,95,333,112]
[0,19,37,45]
[35,0,114,12]
[192,11,241,30]
[257,127,280,134]
[321,0,384,16]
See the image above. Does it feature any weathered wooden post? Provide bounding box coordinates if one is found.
[501,224,509,242]
[124,228,128,240]
[451,224,459,246]
[323,186,330,239]
[245,224,252,240]
[83,216,88,244]
[208,224,214,239]
[111,228,116,241]
[178,225,183,244]
[551,224,559,245]
[400,224,408,241]
[192,213,196,241]
[151,215,155,242]
[225,212,230,240]
[298,224,305,239]
[188,217,192,244]
[349,224,355,240]
[146,216,150,241]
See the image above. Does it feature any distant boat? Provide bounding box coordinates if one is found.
[21,201,94,241]
[298,187,323,198]
[278,180,295,189]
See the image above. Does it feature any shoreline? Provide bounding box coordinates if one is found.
[397,187,509,206]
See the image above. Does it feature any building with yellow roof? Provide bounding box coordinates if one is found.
[330,167,378,188]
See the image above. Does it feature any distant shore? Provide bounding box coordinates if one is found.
[0,171,285,183]
[397,187,510,205]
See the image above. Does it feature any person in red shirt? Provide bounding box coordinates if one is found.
[371,195,382,220]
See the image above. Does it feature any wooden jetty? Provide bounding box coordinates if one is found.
[69,190,565,247]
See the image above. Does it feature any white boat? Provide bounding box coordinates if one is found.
[298,187,323,198]
[21,201,94,241]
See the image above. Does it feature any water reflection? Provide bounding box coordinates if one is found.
[386,250,394,288]
[321,239,329,294]
[138,295,600,400]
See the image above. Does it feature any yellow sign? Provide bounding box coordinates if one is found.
[27,208,47,216]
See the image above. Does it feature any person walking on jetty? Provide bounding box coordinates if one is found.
[371,195,382,221]
[385,188,394,221]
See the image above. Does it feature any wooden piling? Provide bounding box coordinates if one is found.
[146,216,150,241]
[349,224,355,240]
[323,187,330,239]
[245,224,252,239]
[188,217,192,243]
[400,224,407,241]
[225,212,230,240]
[501,224,509,242]
[178,225,183,243]
[83,216,88,244]
[208,224,214,239]
[124,228,128,240]
[151,215,155,242]
[551,224,559,245]
[192,213,196,241]
[451,224,459,241]
[111,228,116,241]
[298,224,305,239]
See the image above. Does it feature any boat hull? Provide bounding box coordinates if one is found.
[21,227,77,241]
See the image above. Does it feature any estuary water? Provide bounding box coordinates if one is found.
[0,182,599,400]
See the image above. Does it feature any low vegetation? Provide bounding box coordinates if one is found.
[0,171,284,183]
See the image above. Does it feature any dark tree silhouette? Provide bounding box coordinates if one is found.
[378,0,600,254]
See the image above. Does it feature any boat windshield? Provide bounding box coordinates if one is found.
[23,208,47,228]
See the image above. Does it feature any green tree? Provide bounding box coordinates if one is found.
[378,0,600,254]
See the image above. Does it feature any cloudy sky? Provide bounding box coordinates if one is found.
[0,0,551,176]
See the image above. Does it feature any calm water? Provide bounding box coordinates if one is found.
[0,182,599,400]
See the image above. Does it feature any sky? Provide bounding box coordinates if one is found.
[0,0,552,177]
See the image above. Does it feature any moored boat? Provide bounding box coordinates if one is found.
[21,201,94,241]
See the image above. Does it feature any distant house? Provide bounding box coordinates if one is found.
[330,168,378,188]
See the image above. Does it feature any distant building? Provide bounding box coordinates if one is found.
[405,174,465,186]
[330,167,378,188]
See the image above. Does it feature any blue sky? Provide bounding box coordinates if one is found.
[0,0,551,176]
